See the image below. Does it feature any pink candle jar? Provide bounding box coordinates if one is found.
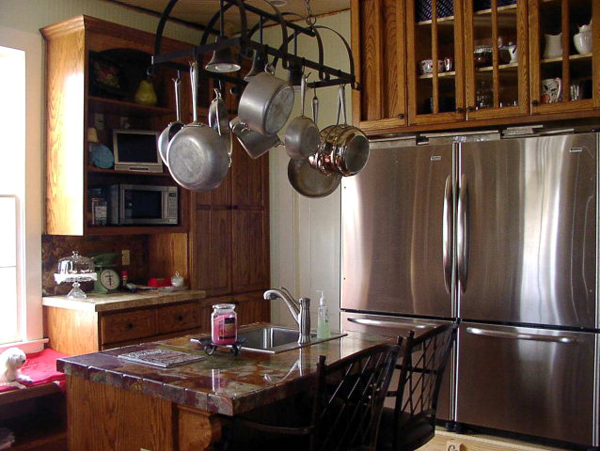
[211,303,237,345]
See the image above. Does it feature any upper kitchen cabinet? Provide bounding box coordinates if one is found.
[406,0,466,125]
[529,0,599,114]
[463,0,530,120]
[351,0,408,132]
[41,16,194,236]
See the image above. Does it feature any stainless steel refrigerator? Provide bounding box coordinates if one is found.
[340,131,599,447]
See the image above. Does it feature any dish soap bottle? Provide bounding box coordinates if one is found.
[317,290,330,339]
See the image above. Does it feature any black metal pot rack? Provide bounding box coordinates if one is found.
[150,0,358,90]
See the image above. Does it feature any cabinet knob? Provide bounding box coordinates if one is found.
[126,323,134,330]
[456,107,464,114]
[532,100,540,107]
[467,106,475,113]
[177,315,184,322]
[397,113,405,119]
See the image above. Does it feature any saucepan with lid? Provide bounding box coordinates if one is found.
[167,61,230,191]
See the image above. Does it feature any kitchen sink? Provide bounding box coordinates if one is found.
[236,325,346,354]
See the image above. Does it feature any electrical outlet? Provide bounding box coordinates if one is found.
[122,249,130,266]
[120,116,130,129]
[446,440,464,451]
[140,448,151,451]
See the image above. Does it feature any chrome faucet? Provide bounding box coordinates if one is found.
[264,287,311,344]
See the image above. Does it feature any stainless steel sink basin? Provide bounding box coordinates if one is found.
[237,325,346,354]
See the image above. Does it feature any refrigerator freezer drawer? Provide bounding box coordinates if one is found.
[341,312,454,422]
[456,322,597,446]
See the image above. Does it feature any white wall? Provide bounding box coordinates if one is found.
[266,11,350,331]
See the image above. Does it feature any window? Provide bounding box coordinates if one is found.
[0,27,44,352]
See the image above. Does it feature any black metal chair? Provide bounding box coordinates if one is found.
[228,340,401,451]
[377,323,458,451]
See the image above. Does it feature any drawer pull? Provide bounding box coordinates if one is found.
[126,323,134,330]
[177,315,184,321]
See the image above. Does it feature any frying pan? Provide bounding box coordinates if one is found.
[158,75,184,167]
[167,61,230,191]
[285,74,320,160]
[287,157,341,198]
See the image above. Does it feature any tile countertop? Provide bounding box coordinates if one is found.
[42,289,207,312]
[57,325,392,416]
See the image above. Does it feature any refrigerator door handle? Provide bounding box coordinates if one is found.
[443,175,453,293]
[466,327,578,344]
[347,317,438,330]
[457,174,469,292]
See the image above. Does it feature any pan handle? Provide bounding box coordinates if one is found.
[173,74,181,123]
[312,85,319,124]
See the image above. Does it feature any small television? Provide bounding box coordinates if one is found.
[112,129,163,173]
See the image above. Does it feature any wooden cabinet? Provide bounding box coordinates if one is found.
[41,15,193,236]
[463,0,530,119]
[43,294,211,354]
[351,0,408,131]
[190,79,270,300]
[352,0,600,133]
[529,0,599,113]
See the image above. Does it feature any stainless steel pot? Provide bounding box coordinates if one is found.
[231,116,282,159]
[314,86,370,177]
[285,74,320,160]
[167,61,230,191]
[158,75,184,167]
[238,65,295,136]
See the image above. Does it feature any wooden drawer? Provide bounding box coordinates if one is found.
[101,309,157,345]
[157,302,201,334]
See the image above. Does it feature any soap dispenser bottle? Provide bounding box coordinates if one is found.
[317,290,331,339]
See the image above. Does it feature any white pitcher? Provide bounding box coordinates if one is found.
[543,33,562,59]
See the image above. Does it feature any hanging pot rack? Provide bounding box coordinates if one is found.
[150,0,359,90]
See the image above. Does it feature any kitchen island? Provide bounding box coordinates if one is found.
[57,324,391,450]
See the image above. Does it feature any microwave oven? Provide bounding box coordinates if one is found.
[108,184,178,225]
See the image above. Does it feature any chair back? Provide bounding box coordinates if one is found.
[390,322,457,450]
[311,341,401,451]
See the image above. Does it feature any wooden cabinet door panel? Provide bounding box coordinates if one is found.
[234,292,271,326]
[231,210,270,294]
[157,301,201,334]
[190,207,232,296]
[352,0,407,131]
[101,309,157,344]
[231,140,268,208]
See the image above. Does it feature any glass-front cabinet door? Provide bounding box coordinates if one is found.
[407,0,466,125]
[530,0,598,113]
[463,0,529,120]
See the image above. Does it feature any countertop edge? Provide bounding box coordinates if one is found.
[42,289,207,312]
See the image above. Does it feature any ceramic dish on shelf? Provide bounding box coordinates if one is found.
[418,59,444,75]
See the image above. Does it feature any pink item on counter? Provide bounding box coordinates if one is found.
[211,304,237,345]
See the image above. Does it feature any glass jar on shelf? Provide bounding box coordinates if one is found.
[476,80,493,109]
[90,188,107,226]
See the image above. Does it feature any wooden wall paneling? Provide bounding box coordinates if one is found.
[67,377,174,451]
[43,307,99,355]
[148,232,190,282]
[43,25,86,236]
